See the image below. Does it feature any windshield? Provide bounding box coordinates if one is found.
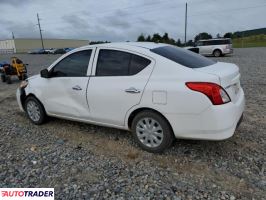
[150,45,216,68]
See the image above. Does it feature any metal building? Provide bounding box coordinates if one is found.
[0,38,90,53]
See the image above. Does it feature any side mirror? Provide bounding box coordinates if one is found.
[40,69,50,78]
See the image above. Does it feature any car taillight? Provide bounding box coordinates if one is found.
[186,82,231,105]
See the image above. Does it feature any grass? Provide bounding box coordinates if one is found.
[232,34,266,48]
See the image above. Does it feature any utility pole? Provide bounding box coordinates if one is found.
[184,2,187,46]
[12,32,15,39]
[241,31,244,48]
[37,13,44,50]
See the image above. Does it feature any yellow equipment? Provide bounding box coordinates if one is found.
[0,57,28,84]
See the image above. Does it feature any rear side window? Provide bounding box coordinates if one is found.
[199,39,232,46]
[51,50,91,77]
[151,46,216,68]
[96,50,151,76]
[129,55,151,75]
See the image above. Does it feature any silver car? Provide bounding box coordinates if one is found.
[196,38,233,57]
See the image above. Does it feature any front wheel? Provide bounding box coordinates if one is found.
[131,111,174,153]
[25,96,47,125]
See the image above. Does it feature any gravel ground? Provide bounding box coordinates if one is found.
[0,48,265,199]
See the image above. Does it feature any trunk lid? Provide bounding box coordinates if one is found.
[195,62,241,103]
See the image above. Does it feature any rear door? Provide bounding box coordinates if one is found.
[87,48,154,126]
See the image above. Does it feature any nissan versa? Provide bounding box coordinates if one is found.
[16,42,245,153]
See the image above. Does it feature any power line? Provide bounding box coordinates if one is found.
[184,2,188,45]
[37,13,44,50]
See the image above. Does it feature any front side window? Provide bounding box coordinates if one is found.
[51,50,92,77]
[96,50,151,76]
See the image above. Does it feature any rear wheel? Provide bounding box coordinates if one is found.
[131,111,174,153]
[1,74,6,82]
[213,49,222,57]
[24,96,47,125]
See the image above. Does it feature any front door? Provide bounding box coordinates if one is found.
[39,49,93,119]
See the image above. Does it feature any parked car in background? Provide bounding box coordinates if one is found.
[64,47,74,53]
[195,38,233,57]
[50,48,66,54]
[17,42,244,153]
[45,48,55,54]
[28,49,46,54]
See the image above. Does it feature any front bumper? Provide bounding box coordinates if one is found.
[16,88,26,111]
[165,88,245,140]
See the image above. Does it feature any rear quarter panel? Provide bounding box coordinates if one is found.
[132,56,221,115]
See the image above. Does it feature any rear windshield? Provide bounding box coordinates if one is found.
[150,46,216,68]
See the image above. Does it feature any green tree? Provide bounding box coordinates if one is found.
[146,35,151,41]
[194,32,212,42]
[162,33,169,42]
[224,32,233,38]
[151,33,162,43]
[233,31,242,38]
[176,39,182,46]
[216,33,221,38]
[137,34,145,41]
[187,40,194,46]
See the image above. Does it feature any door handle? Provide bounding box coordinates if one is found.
[72,85,82,91]
[125,87,141,94]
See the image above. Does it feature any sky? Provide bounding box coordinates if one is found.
[0,0,265,42]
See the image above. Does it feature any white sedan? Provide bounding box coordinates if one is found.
[17,42,245,152]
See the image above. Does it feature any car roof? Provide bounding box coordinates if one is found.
[82,42,168,50]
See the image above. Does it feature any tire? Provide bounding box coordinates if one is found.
[1,74,6,82]
[131,111,174,153]
[213,49,222,57]
[6,75,12,84]
[24,96,47,125]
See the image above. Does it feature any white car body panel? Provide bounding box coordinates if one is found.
[17,42,245,141]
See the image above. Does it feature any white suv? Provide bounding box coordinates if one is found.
[196,38,233,57]
[17,42,244,152]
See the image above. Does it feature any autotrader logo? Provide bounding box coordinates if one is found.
[0,188,54,199]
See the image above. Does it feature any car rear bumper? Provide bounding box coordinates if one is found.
[165,88,245,140]
[223,48,233,54]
